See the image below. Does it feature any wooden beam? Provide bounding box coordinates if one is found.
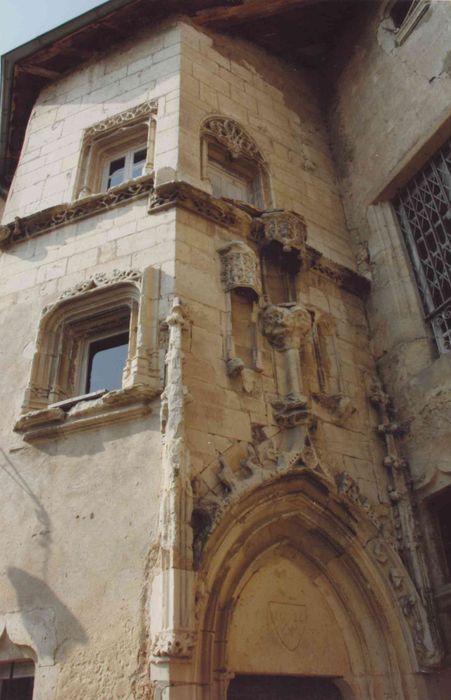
[195,0,311,27]
[18,63,61,80]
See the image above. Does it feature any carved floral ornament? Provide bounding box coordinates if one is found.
[251,209,307,254]
[218,240,262,297]
[202,116,263,162]
[83,100,158,141]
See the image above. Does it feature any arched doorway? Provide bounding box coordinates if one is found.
[228,674,342,700]
[194,472,433,699]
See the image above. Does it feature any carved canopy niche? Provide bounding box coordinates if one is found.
[201,116,272,208]
[218,241,262,376]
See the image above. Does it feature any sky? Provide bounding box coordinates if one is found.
[0,0,106,57]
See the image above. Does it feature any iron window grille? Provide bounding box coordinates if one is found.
[393,138,451,353]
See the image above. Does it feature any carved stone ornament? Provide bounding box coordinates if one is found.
[272,393,309,429]
[149,180,237,227]
[335,471,380,527]
[251,209,307,253]
[151,629,197,659]
[0,175,154,248]
[43,268,142,315]
[202,116,263,162]
[260,303,311,351]
[84,99,158,140]
[218,240,262,297]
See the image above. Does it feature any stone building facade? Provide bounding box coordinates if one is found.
[0,1,450,698]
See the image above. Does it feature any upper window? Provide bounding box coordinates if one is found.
[0,661,34,700]
[393,137,451,352]
[386,0,430,44]
[103,145,147,191]
[75,100,157,199]
[201,116,271,209]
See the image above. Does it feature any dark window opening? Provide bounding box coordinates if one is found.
[261,241,300,305]
[393,137,451,352]
[0,662,34,700]
[86,331,129,393]
[390,0,415,27]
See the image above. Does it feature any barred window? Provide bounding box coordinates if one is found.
[393,138,451,353]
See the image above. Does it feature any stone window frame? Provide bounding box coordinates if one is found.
[384,0,431,45]
[74,100,157,200]
[200,115,273,209]
[15,267,161,441]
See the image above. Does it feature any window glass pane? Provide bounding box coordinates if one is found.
[131,148,147,179]
[107,156,126,188]
[86,332,129,393]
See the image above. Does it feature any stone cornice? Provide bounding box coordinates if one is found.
[0,174,154,248]
[0,177,370,297]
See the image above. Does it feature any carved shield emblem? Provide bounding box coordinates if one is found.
[268,601,307,652]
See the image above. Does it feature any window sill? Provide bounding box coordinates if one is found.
[14,384,160,442]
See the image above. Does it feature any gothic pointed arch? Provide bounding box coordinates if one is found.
[200,115,272,208]
[192,470,439,700]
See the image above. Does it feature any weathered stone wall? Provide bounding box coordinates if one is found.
[2,21,182,222]
[0,22,181,700]
[328,1,451,495]
[328,2,451,691]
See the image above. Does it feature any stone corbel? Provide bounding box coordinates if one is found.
[218,241,262,377]
[250,209,307,256]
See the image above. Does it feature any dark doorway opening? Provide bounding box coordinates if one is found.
[228,674,342,700]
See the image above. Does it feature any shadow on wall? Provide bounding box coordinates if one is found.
[7,568,88,658]
[0,447,52,577]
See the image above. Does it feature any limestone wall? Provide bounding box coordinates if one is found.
[2,22,182,222]
[176,22,356,270]
[0,22,181,700]
[170,22,390,536]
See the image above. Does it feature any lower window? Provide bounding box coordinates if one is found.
[0,661,34,700]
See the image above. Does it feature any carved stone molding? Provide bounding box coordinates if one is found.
[202,116,263,162]
[0,175,154,248]
[307,248,371,297]
[251,209,307,254]
[14,384,158,441]
[218,240,262,297]
[43,268,142,315]
[260,303,311,351]
[84,100,157,141]
[367,538,441,668]
[151,629,197,659]
[336,471,380,527]
[149,180,238,227]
